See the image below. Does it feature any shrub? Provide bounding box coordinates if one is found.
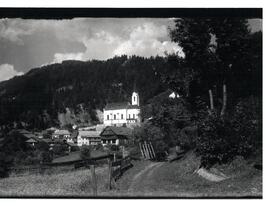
[94,143,103,151]
[196,96,261,168]
[110,145,119,152]
[40,151,53,163]
[0,152,12,178]
[196,113,236,168]
[36,141,50,152]
[80,145,91,160]
[52,144,68,156]
[178,125,197,151]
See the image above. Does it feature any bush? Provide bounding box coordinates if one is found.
[178,126,197,151]
[36,141,50,152]
[0,152,12,178]
[196,113,236,168]
[110,145,119,152]
[94,143,103,151]
[134,123,169,154]
[196,96,261,168]
[40,151,53,163]
[80,145,91,160]
[52,144,68,156]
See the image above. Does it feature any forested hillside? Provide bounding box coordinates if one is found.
[0,55,168,131]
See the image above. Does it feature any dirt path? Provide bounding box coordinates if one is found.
[127,162,165,193]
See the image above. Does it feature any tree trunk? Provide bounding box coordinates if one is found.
[220,84,227,116]
[208,89,214,110]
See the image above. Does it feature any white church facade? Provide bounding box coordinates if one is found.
[103,92,141,127]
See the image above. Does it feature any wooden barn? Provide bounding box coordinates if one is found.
[100,126,133,146]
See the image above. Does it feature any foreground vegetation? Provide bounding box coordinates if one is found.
[102,153,262,197]
[0,166,108,197]
[0,152,261,197]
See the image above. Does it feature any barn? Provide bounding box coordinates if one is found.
[100,126,133,146]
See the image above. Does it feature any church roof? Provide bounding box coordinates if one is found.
[127,105,140,109]
[104,102,129,110]
[104,102,140,110]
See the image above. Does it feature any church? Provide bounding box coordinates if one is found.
[103,92,141,127]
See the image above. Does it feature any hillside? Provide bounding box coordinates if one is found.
[0,55,169,131]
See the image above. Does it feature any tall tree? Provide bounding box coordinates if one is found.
[169,18,253,116]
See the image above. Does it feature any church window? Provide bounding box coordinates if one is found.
[114,114,116,120]
[133,114,135,119]
[107,115,109,120]
[121,114,123,119]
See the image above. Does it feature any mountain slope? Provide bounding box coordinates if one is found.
[0,55,168,130]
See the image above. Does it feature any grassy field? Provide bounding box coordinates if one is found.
[52,150,107,163]
[0,152,262,198]
[0,166,109,197]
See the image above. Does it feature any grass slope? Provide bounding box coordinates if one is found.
[0,167,108,197]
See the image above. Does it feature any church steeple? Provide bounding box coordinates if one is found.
[132,91,139,106]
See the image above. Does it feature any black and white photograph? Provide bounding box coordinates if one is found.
[0,7,262,199]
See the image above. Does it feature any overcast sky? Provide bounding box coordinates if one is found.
[0,18,262,82]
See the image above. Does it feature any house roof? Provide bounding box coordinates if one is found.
[42,138,54,143]
[26,139,37,143]
[100,126,133,137]
[78,124,106,131]
[79,130,101,138]
[46,127,57,131]
[16,129,38,139]
[104,102,129,110]
[53,130,71,135]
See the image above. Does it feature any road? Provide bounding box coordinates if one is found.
[127,161,165,194]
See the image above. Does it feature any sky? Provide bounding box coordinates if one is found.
[0,18,262,82]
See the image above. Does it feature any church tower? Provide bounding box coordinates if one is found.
[132,92,139,106]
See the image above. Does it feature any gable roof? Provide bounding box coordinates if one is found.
[78,130,101,138]
[53,130,70,135]
[100,126,133,137]
[127,105,140,109]
[104,102,129,110]
[26,139,37,143]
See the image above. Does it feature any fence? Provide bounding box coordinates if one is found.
[11,153,132,195]
[139,141,156,160]
[74,155,132,191]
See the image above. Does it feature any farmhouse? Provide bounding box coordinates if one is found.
[66,131,78,143]
[52,129,71,140]
[77,130,101,146]
[100,126,133,146]
[25,138,38,147]
[103,91,140,127]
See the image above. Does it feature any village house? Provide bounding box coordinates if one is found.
[52,129,71,140]
[77,130,101,146]
[66,131,78,143]
[103,91,141,128]
[100,126,133,146]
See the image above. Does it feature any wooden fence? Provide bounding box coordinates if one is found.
[9,153,132,196]
[139,141,156,160]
